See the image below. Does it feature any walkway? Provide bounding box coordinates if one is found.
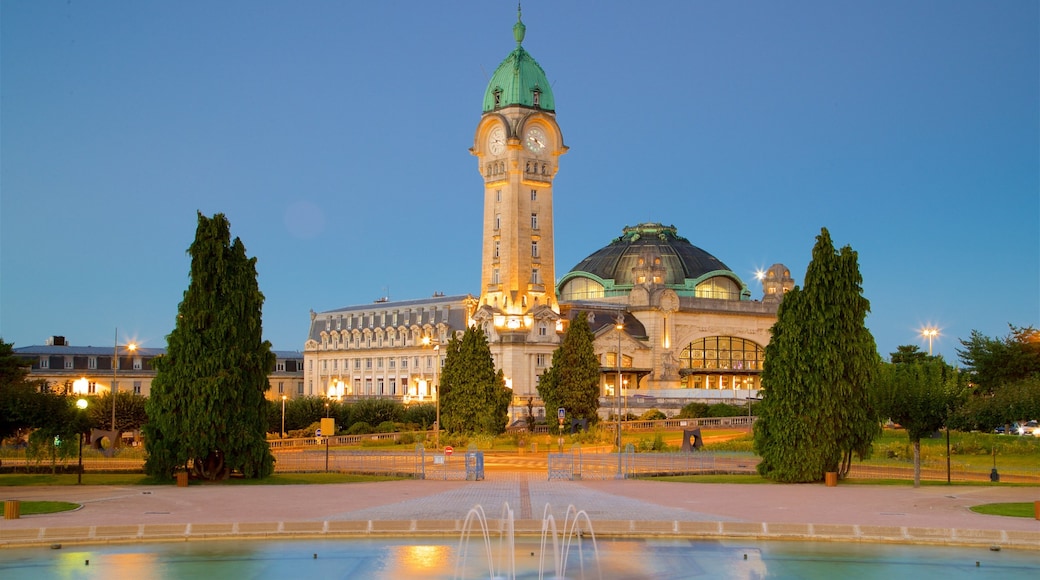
[1,472,1037,549]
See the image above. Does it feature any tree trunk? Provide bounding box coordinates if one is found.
[912,439,921,488]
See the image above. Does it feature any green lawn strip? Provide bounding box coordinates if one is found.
[15,501,81,515]
[970,502,1037,518]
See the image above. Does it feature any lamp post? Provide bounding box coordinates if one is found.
[434,344,440,448]
[611,315,619,480]
[281,395,287,438]
[421,335,441,448]
[76,398,88,484]
[921,327,939,356]
[111,329,137,449]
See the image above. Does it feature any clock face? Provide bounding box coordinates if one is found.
[524,127,547,154]
[488,127,505,155]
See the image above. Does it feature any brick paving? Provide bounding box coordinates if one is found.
[1,471,1037,549]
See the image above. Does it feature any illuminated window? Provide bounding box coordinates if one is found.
[695,276,740,300]
[560,277,605,300]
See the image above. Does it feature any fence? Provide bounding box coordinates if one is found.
[547,448,759,480]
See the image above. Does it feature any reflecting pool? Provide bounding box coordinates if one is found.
[0,537,1036,579]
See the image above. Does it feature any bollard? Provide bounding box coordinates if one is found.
[4,500,20,519]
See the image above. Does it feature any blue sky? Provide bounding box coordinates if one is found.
[2,1,1037,362]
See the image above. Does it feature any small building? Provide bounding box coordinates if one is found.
[13,338,304,401]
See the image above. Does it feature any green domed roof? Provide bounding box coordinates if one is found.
[482,9,555,113]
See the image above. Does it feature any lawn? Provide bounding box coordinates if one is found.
[970,502,1038,518]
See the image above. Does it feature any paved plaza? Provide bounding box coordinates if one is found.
[1,472,1037,549]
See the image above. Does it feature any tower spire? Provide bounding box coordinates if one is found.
[514,2,526,46]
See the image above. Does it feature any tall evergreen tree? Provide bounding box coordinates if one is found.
[753,228,880,482]
[537,312,601,431]
[144,212,275,480]
[439,326,511,435]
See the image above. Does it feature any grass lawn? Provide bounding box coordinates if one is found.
[0,473,406,487]
[970,502,1038,518]
[15,501,80,515]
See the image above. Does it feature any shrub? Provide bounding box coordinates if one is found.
[639,409,666,421]
[376,420,397,433]
[636,433,669,452]
[678,402,709,419]
[346,422,373,435]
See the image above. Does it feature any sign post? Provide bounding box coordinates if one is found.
[557,407,565,452]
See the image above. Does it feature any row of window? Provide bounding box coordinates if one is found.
[323,307,449,333]
[40,357,142,371]
[275,381,306,395]
[70,380,143,395]
[491,268,542,285]
[313,355,442,372]
[321,329,446,350]
[494,212,539,230]
[492,240,541,259]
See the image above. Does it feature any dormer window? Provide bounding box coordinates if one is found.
[532,87,541,107]
[493,89,502,108]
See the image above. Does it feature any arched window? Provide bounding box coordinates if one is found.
[695,276,740,300]
[678,336,764,390]
[560,277,605,300]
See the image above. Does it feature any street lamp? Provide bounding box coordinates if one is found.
[422,335,441,448]
[76,398,88,484]
[281,395,287,439]
[615,313,624,479]
[111,329,137,448]
[921,327,939,356]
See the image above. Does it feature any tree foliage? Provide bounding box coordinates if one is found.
[144,212,275,480]
[439,326,511,435]
[88,391,149,434]
[0,339,61,441]
[957,325,1040,394]
[537,312,601,432]
[874,354,966,486]
[753,228,881,482]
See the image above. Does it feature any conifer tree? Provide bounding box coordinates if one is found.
[144,212,275,480]
[537,312,601,431]
[439,326,511,435]
[753,228,880,482]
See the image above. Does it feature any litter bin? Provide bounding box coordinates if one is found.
[4,500,20,519]
[824,472,838,487]
[465,451,485,481]
[176,472,189,487]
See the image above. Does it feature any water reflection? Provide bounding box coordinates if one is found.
[0,538,1035,579]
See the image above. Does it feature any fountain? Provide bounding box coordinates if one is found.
[454,502,601,580]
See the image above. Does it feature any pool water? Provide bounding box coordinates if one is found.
[0,537,1035,579]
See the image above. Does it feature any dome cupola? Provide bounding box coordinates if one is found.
[482,7,555,113]
[558,223,751,301]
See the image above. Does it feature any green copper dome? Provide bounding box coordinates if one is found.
[482,9,555,113]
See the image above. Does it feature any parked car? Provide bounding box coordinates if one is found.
[1017,420,1038,436]
[994,423,1019,434]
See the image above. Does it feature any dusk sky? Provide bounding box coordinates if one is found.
[2,1,1037,362]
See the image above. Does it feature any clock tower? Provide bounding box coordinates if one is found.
[471,9,566,406]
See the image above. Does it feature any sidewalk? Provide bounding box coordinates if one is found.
[1,473,1038,549]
